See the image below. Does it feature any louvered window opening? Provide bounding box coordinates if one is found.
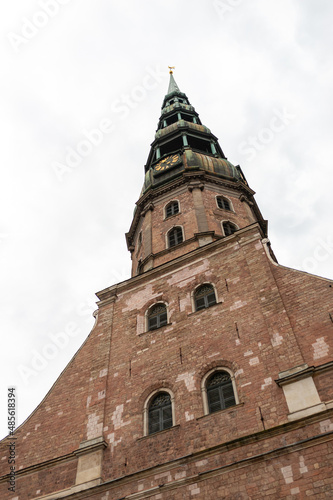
[223,221,237,236]
[168,227,183,247]
[148,304,167,331]
[207,372,236,414]
[166,201,179,218]
[148,392,172,434]
[217,197,231,211]
[194,285,216,311]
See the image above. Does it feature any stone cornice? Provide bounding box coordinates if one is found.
[10,408,332,499]
[74,437,108,457]
[276,361,333,387]
[98,223,265,304]
[126,170,255,248]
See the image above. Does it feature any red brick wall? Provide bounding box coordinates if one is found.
[131,181,259,275]
[1,227,333,499]
[272,264,333,368]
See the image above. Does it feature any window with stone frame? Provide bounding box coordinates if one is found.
[147,303,167,331]
[216,196,231,211]
[165,201,179,219]
[168,226,183,247]
[148,392,173,434]
[223,221,237,236]
[194,284,217,311]
[206,371,236,414]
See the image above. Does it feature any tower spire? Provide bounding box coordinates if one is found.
[167,67,180,94]
[126,73,268,276]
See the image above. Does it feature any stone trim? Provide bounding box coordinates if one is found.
[126,170,256,248]
[33,416,333,499]
[35,478,103,499]
[137,424,181,441]
[74,436,107,457]
[163,198,181,220]
[3,409,333,496]
[142,388,176,437]
[97,223,265,305]
[200,367,240,415]
[276,361,333,387]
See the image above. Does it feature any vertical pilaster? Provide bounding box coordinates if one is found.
[188,183,208,233]
[142,203,154,271]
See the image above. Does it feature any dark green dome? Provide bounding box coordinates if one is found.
[140,150,241,196]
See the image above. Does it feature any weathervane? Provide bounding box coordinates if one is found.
[168,66,175,74]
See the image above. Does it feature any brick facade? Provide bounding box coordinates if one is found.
[1,224,333,499]
[1,75,333,499]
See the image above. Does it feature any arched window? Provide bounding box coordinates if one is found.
[206,371,236,414]
[147,303,167,331]
[217,196,231,211]
[165,201,179,219]
[148,392,173,434]
[223,221,237,236]
[194,284,216,311]
[168,227,183,247]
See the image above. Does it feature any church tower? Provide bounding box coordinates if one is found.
[1,71,333,499]
[126,69,268,277]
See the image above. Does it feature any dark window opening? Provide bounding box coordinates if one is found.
[187,136,212,154]
[165,201,179,218]
[207,371,236,414]
[217,196,231,211]
[165,113,179,127]
[148,304,167,331]
[194,284,216,311]
[168,227,183,247]
[181,113,200,124]
[148,392,172,434]
[159,136,183,157]
[223,221,237,236]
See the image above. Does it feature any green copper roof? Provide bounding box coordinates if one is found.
[140,150,241,195]
[167,73,180,94]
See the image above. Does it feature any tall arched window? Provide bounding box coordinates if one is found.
[165,201,179,219]
[206,371,236,414]
[217,196,231,211]
[147,303,167,331]
[168,227,183,247]
[148,392,173,434]
[223,221,237,236]
[194,284,217,311]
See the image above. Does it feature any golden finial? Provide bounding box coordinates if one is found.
[168,66,175,74]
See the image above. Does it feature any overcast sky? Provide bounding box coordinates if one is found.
[1,0,333,440]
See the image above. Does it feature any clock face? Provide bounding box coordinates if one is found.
[155,154,180,171]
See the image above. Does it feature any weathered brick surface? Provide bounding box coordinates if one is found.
[272,264,333,368]
[1,186,333,499]
[131,179,258,276]
[1,223,332,499]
